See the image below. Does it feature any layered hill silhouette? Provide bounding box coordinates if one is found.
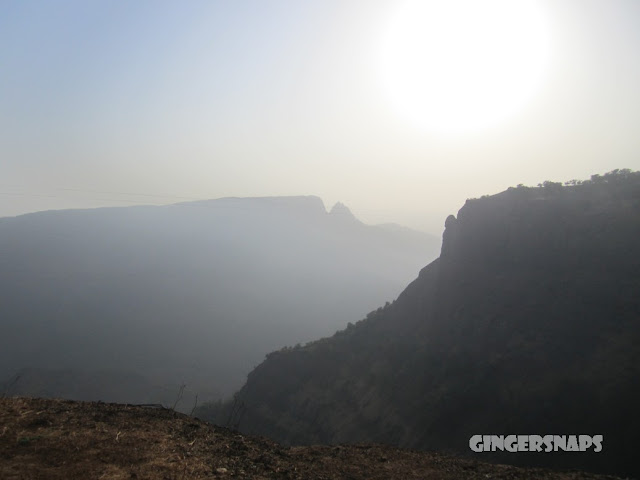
[0,196,439,408]
[196,170,640,478]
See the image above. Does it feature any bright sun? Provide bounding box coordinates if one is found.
[379,0,551,134]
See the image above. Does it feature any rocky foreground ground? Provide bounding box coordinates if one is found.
[0,397,624,480]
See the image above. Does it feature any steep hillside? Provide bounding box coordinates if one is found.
[0,196,439,408]
[196,171,640,477]
[0,397,623,480]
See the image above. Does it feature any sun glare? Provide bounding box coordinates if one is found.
[379,0,551,134]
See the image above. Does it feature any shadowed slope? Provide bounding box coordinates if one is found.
[0,397,623,480]
[196,171,640,477]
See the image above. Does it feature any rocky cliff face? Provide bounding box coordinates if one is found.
[196,172,640,478]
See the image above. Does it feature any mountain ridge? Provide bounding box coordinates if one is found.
[196,171,640,477]
[0,195,440,410]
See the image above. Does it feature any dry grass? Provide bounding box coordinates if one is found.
[0,397,623,480]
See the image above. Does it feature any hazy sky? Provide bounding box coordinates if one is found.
[2,0,639,233]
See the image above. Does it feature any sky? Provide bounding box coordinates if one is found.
[1,0,639,234]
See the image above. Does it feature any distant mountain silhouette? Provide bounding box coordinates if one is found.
[0,196,439,409]
[328,202,358,222]
[196,171,640,477]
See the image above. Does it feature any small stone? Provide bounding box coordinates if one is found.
[216,467,228,474]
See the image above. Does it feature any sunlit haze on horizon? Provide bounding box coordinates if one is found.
[2,0,639,234]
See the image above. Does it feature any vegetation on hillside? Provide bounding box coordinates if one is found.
[0,397,624,480]
[196,170,640,478]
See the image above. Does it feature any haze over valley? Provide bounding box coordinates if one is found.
[0,196,439,407]
[198,171,640,477]
[1,1,639,478]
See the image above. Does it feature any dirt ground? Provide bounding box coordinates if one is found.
[0,397,623,479]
